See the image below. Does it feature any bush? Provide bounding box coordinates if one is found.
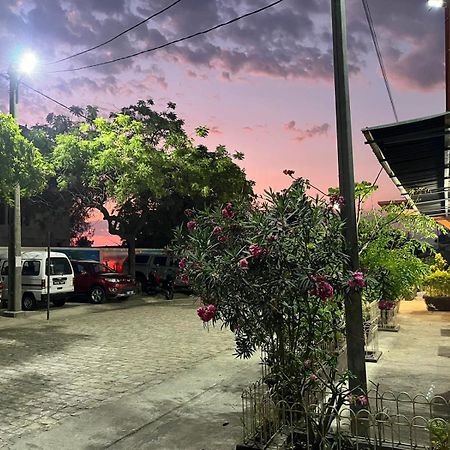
[423,270,450,297]
[173,178,369,447]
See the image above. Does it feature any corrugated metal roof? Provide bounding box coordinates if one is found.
[362,112,450,217]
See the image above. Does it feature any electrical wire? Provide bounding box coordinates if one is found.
[362,0,399,123]
[362,0,399,187]
[20,80,90,119]
[47,0,184,65]
[44,0,286,74]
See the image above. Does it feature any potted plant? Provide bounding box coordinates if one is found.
[423,255,450,311]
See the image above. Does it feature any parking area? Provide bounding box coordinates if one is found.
[0,294,237,448]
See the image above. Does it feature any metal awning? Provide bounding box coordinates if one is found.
[362,112,450,218]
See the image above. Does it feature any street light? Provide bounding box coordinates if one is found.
[4,51,38,317]
[16,51,38,75]
[428,0,446,7]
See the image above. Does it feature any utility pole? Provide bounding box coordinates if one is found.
[4,66,23,317]
[331,0,367,394]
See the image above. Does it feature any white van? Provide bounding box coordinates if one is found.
[0,251,74,311]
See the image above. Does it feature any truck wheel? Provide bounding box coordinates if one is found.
[90,286,106,304]
[52,299,66,307]
[22,294,36,311]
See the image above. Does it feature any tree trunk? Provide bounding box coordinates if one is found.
[127,236,136,277]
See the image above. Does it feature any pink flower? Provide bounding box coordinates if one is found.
[184,209,194,217]
[187,220,198,232]
[217,235,228,243]
[378,300,395,310]
[267,234,278,242]
[283,169,295,176]
[181,274,189,285]
[329,194,345,208]
[304,359,312,369]
[357,395,369,407]
[311,275,334,301]
[310,373,318,382]
[178,258,187,269]
[221,203,235,219]
[212,226,223,235]
[249,244,264,258]
[239,258,249,269]
[348,271,366,289]
[197,304,217,322]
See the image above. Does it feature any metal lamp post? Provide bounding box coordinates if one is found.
[4,51,37,317]
[330,0,368,394]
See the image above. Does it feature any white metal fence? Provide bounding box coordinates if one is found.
[241,380,450,449]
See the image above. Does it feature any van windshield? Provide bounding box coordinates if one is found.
[46,257,72,276]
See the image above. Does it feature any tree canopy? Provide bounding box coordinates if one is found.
[0,113,51,203]
[52,99,254,273]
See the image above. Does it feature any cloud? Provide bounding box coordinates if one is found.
[284,121,330,142]
[0,0,443,104]
[346,0,444,91]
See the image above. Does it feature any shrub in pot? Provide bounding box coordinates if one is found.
[423,266,450,311]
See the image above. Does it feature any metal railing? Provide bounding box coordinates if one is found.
[241,381,450,449]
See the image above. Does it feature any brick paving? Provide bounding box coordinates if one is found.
[0,296,235,448]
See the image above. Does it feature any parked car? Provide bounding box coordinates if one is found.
[70,260,135,304]
[0,251,74,311]
[122,251,182,291]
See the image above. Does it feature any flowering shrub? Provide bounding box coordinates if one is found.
[173,178,366,418]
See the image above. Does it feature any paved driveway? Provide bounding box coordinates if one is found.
[0,296,236,448]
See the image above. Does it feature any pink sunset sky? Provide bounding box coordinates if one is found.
[0,0,446,245]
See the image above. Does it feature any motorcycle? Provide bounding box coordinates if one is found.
[145,272,174,300]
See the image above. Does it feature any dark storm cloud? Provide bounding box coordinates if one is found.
[0,0,443,92]
[346,0,444,90]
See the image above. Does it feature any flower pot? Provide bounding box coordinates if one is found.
[378,301,400,332]
[423,295,450,311]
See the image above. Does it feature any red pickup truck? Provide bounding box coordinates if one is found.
[70,260,135,304]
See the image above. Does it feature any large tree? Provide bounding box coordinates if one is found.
[0,113,50,203]
[21,110,95,243]
[52,100,253,275]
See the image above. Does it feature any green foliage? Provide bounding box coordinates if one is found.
[354,185,440,303]
[0,113,51,203]
[431,253,448,272]
[361,243,430,301]
[423,270,450,297]
[51,99,253,253]
[427,418,450,450]
[173,179,367,445]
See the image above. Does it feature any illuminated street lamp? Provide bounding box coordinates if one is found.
[4,51,38,317]
[428,0,446,7]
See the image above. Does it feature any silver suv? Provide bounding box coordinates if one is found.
[123,252,181,291]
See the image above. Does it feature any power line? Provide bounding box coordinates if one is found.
[362,0,399,123]
[45,0,286,74]
[47,0,184,65]
[20,81,87,118]
[361,0,398,187]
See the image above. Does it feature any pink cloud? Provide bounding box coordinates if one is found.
[284,120,330,142]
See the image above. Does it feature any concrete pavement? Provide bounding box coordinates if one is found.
[0,295,260,449]
[2,295,450,449]
[367,297,450,400]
